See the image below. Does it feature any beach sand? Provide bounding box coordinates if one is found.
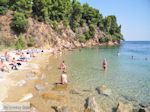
[0,50,90,112]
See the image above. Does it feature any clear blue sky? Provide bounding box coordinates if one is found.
[78,0,150,41]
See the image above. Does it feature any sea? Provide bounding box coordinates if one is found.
[60,41,150,109]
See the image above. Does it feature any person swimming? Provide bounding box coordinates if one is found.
[144,57,148,60]
[60,60,67,71]
[61,71,68,84]
[102,58,108,71]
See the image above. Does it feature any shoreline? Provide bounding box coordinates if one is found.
[0,43,132,112]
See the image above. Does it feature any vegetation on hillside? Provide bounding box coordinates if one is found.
[0,0,124,48]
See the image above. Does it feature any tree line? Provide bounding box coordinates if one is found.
[0,0,124,43]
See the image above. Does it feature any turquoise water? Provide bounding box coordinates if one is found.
[62,41,150,108]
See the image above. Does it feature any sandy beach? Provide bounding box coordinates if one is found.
[0,49,90,112]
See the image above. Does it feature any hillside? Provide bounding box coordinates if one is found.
[0,0,124,50]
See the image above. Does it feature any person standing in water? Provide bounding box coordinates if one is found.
[60,61,67,71]
[117,51,120,56]
[131,56,134,60]
[103,59,108,71]
[61,71,68,84]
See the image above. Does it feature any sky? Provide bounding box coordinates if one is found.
[78,0,150,41]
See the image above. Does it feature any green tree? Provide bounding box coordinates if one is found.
[70,0,82,30]
[11,13,29,33]
[13,0,33,17]
[0,0,9,15]
[0,0,9,5]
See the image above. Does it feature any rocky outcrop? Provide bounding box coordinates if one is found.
[0,11,120,49]
[84,96,103,112]
[116,102,132,112]
[96,85,112,96]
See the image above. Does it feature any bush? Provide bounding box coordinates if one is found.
[11,13,28,33]
[70,21,80,32]
[27,36,35,47]
[89,24,96,38]
[84,31,90,40]
[63,19,69,29]
[0,0,9,5]
[0,6,8,15]
[51,21,59,31]
[0,23,3,30]
[113,32,124,41]
[99,36,106,43]
[15,36,27,49]
[106,33,112,42]
[76,34,86,42]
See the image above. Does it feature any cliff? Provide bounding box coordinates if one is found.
[0,11,120,50]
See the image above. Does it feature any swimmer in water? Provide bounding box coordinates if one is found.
[102,58,108,71]
[61,71,68,84]
[117,51,120,56]
[60,60,67,71]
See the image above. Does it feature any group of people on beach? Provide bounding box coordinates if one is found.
[0,49,44,73]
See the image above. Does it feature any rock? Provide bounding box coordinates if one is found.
[42,93,66,101]
[27,74,38,80]
[138,106,150,112]
[139,103,150,108]
[31,70,42,77]
[83,89,93,93]
[121,95,137,102]
[31,105,39,112]
[53,83,68,91]
[74,41,81,47]
[70,89,82,95]
[107,41,114,46]
[96,85,112,96]
[52,106,76,112]
[12,80,26,87]
[19,93,33,102]
[116,102,132,112]
[84,96,102,112]
[35,84,46,91]
[138,108,150,112]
